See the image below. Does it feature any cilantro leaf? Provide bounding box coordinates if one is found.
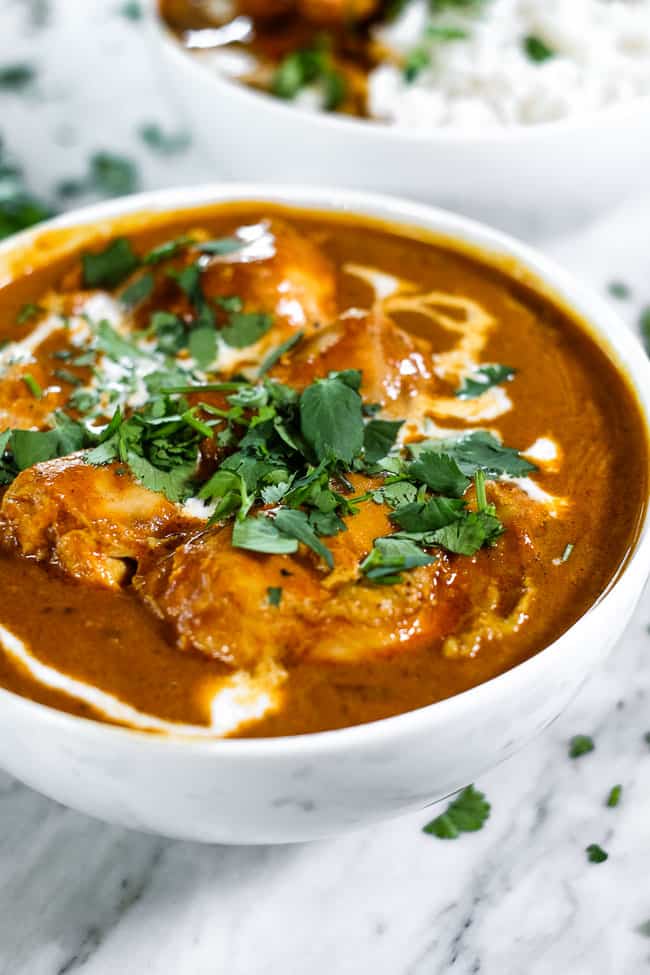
[16,303,42,324]
[258,330,304,376]
[407,451,470,497]
[361,536,435,582]
[143,235,194,265]
[308,509,346,537]
[569,734,595,759]
[640,307,650,356]
[299,374,364,465]
[119,271,154,307]
[232,516,299,555]
[586,844,608,864]
[410,431,536,479]
[82,237,139,289]
[523,34,555,62]
[220,311,273,348]
[198,237,244,256]
[267,586,283,607]
[390,496,465,533]
[606,785,622,808]
[456,364,515,399]
[9,412,89,471]
[273,508,334,568]
[95,320,148,361]
[363,418,404,464]
[429,509,503,555]
[189,325,217,369]
[423,785,490,839]
[126,452,196,503]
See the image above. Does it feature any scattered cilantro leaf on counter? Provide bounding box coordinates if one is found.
[523,35,555,62]
[89,152,138,197]
[644,732,650,747]
[640,307,650,356]
[423,785,490,839]
[258,330,304,377]
[569,734,595,759]
[0,64,35,90]
[608,281,631,300]
[300,373,364,465]
[82,238,139,288]
[267,586,283,607]
[0,142,52,239]
[120,1,142,20]
[138,123,191,156]
[16,302,43,324]
[606,785,622,808]
[586,843,608,864]
[221,311,273,349]
[456,364,515,399]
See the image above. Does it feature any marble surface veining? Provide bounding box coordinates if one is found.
[1,3,650,973]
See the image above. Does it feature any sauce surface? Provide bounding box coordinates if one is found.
[0,202,646,737]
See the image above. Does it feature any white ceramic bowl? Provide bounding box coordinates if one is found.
[146,4,650,235]
[0,184,648,845]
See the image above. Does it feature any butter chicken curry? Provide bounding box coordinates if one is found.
[0,203,646,737]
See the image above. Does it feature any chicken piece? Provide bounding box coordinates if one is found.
[271,308,436,418]
[200,218,337,333]
[134,475,548,671]
[0,456,200,589]
[134,474,457,669]
[296,0,380,25]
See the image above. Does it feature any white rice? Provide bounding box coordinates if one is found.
[370,0,650,128]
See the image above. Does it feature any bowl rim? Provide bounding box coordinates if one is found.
[0,181,649,756]
[147,0,650,146]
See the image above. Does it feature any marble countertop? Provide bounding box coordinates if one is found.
[1,3,650,973]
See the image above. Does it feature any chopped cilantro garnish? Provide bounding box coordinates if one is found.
[138,123,190,156]
[188,324,217,369]
[569,734,595,759]
[16,303,42,325]
[232,516,299,555]
[403,47,430,82]
[119,271,154,308]
[456,364,515,399]
[198,237,244,256]
[82,238,139,289]
[407,451,469,497]
[273,508,334,569]
[523,35,555,62]
[221,311,273,349]
[560,542,574,563]
[267,586,283,607]
[300,372,364,465]
[272,45,346,111]
[409,430,536,479]
[363,418,404,464]
[606,784,622,808]
[586,843,608,864]
[361,536,435,583]
[258,330,304,376]
[144,236,194,265]
[423,785,490,839]
[95,320,148,361]
[22,373,42,398]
